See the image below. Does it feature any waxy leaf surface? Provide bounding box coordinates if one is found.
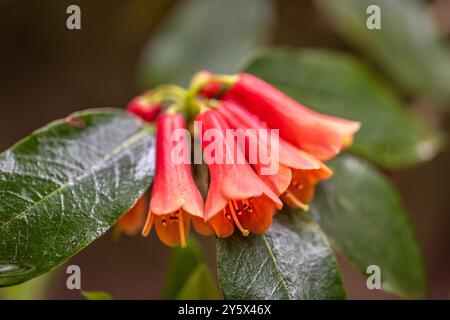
[217,212,345,300]
[0,109,155,286]
[311,155,427,299]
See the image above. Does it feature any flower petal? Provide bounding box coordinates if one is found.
[150,113,204,218]
[154,212,190,247]
[197,109,282,220]
[226,73,360,160]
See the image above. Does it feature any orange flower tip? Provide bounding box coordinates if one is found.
[275,201,283,210]
[141,213,154,237]
[112,228,121,242]
[343,135,354,148]
[141,228,150,237]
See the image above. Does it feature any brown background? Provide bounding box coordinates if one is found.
[0,0,448,299]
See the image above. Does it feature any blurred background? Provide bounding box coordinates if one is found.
[0,0,449,299]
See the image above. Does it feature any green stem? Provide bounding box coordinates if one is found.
[146,85,187,104]
[184,72,238,120]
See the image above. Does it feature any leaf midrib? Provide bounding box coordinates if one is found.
[0,127,151,231]
[261,235,292,300]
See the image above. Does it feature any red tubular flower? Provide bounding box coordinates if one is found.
[115,195,147,236]
[196,109,283,237]
[200,81,223,99]
[142,113,212,247]
[217,100,332,209]
[126,91,162,122]
[190,70,224,99]
[225,73,361,161]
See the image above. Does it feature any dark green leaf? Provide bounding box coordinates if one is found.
[0,109,155,287]
[245,49,443,169]
[316,0,450,105]
[81,291,113,300]
[163,236,205,299]
[138,0,274,88]
[176,264,220,300]
[311,154,427,299]
[217,211,345,300]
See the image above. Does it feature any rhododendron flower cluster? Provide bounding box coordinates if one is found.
[116,71,360,247]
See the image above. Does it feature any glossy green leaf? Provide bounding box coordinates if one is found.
[245,49,443,169]
[0,270,54,300]
[311,154,427,299]
[217,211,345,300]
[81,291,113,300]
[176,264,220,300]
[163,236,205,299]
[315,0,450,104]
[138,0,274,88]
[0,109,155,287]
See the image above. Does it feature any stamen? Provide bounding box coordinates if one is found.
[292,181,303,190]
[142,212,154,237]
[232,200,242,215]
[242,199,253,213]
[178,209,187,248]
[228,202,249,236]
[284,192,309,211]
[224,209,231,220]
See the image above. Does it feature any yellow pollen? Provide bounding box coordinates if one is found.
[228,202,249,236]
[343,135,354,147]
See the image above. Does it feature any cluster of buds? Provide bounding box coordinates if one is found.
[115,71,360,247]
